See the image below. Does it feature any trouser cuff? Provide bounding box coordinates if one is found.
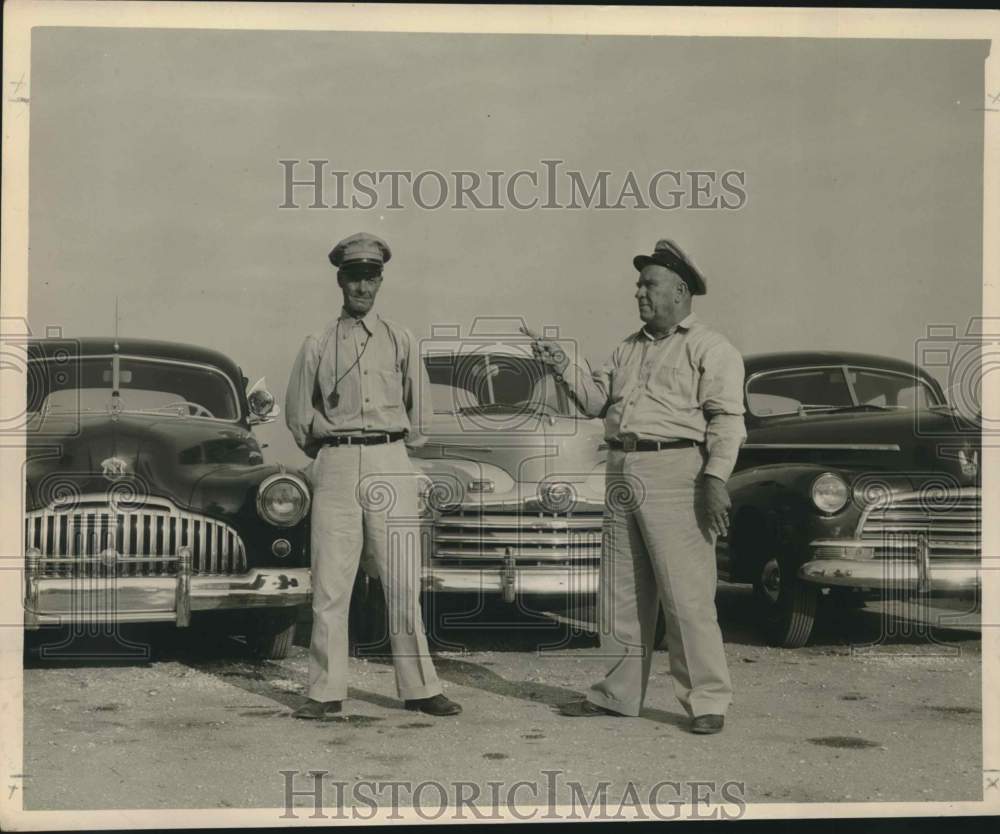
[399,684,444,701]
[587,690,641,717]
[307,688,346,703]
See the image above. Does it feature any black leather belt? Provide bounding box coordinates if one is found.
[321,431,406,447]
[607,437,701,452]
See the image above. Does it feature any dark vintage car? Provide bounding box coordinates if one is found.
[22,337,312,658]
[366,330,980,649]
[721,350,980,646]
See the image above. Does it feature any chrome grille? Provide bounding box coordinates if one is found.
[857,487,980,562]
[432,507,603,566]
[24,496,248,577]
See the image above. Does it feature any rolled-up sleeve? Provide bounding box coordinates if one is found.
[699,341,747,482]
[562,351,616,419]
[285,335,319,456]
[402,328,432,450]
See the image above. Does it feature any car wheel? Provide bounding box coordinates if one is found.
[247,608,299,660]
[348,570,390,656]
[754,557,818,648]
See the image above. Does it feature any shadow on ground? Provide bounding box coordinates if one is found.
[23,583,980,670]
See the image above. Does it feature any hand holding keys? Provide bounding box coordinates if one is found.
[520,325,570,375]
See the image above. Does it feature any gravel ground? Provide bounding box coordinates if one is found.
[20,585,983,813]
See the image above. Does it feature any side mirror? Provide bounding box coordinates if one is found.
[247,377,279,425]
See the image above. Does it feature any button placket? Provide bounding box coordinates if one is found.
[356,325,369,415]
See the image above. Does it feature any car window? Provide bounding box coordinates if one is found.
[424,352,570,416]
[849,369,938,409]
[27,356,239,420]
[747,368,853,416]
[747,364,942,417]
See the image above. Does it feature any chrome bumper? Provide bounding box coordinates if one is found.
[23,565,311,629]
[422,564,599,599]
[801,539,979,592]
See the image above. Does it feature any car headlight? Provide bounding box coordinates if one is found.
[811,472,850,514]
[256,473,310,527]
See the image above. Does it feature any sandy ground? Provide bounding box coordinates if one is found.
[20,585,983,814]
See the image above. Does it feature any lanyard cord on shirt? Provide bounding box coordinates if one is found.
[332,318,373,393]
[329,318,398,407]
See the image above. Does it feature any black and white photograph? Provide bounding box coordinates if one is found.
[0,1,997,826]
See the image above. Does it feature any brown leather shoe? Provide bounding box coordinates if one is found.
[404,694,462,716]
[691,714,725,734]
[558,699,625,717]
[292,699,343,720]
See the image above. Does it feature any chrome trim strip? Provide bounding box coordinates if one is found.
[742,443,901,451]
[433,547,601,561]
[439,500,606,514]
[799,558,979,591]
[176,547,192,627]
[23,568,312,626]
[422,565,599,596]
[435,532,601,546]
[435,516,604,531]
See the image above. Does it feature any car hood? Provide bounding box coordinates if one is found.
[413,411,606,485]
[25,413,262,511]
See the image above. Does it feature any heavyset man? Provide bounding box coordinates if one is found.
[284,232,461,720]
[526,239,745,734]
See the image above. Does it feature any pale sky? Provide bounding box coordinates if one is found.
[28,28,988,465]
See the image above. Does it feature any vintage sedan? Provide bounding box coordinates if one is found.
[722,350,980,646]
[360,332,980,649]
[413,336,606,613]
[349,331,607,645]
[23,337,311,658]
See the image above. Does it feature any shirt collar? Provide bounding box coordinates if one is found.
[640,312,698,341]
[339,307,379,335]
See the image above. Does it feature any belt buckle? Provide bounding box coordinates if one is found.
[620,433,638,453]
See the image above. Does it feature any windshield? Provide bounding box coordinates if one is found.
[747,365,943,418]
[424,352,573,417]
[27,356,240,420]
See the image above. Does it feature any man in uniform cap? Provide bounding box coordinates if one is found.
[285,232,461,719]
[524,238,745,734]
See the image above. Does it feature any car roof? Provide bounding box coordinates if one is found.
[744,350,926,377]
[27,337,245,382]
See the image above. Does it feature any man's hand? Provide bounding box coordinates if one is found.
[520,325,570,375]
[701,474,731,538]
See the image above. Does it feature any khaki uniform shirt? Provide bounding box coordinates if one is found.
[561,312,746,482]
[284,309,431,456]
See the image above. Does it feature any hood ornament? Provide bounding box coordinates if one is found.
[100,456,129,479]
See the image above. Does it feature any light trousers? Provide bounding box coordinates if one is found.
[587,445,733,718]
[306,440,442,702]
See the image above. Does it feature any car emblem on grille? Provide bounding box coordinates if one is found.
[958,449,979,479]
[100,456,129,479]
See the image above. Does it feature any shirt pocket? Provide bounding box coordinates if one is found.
[651,354,694,405]
[375,367,404,410]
